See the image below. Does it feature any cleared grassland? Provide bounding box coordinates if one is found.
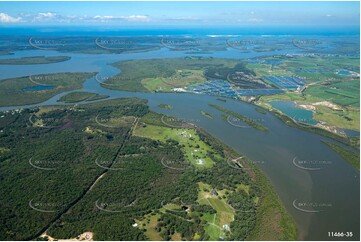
[136,213,163,241]
[106,57,239,92]
[305,80,359,108]
[197,182,235,240]
[259,84,360,131]
[313,106,359,131]
[246,63,294,78]
[133,124,216,168]
[142,69,207,92]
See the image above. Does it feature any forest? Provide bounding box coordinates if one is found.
[0,98,295,241]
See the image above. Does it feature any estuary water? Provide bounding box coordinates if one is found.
[0,47,359,241]
[269,100,318,125]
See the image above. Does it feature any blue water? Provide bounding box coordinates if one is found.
[0,37,359,240]
[0,25,359,36]
[338,70,352,75]
[269,100,318,125]
[22,85,55,91]
[344,128,360,137]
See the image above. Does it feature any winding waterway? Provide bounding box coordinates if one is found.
[0,47,359,240]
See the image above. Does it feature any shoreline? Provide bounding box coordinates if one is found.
[195,126,298,240]
[251,97,359,149]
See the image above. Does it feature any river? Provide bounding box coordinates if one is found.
[0,46,359,241]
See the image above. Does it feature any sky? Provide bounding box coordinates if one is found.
[0,1,359,27]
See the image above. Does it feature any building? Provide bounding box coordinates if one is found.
[211,189,218,196]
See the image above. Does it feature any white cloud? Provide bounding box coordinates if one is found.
[94,15,115,20]
[0,13,22,23]
[31,12,82,23]
[326,14,332,17]
[124,15,149,22]
[247,18,264,23]
[166,16,200,21]
[3,12,151,24]
[38,12,57,18]
[33,12,59,22]
[93,15,150,22]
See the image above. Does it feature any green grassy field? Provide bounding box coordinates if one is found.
[248,55,359,86]
[259,92,360,131]
[246,62,294,79]
[237,183,250,194]
[314,105,359,131]
[305,80,359,108]
[106,57,239,92]
[136,213,163,241]
[198,182,234,240]
[0,72,96,107]
[82,108,297,239]
[142,69,206,92]
[253,54,359,133]
[133,124,216,168]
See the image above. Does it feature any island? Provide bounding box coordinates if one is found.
[0,72,96,107]
[0,56,71,65]
[100,55,359,148]
[158,103,173,109]
[58,92,109,103]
